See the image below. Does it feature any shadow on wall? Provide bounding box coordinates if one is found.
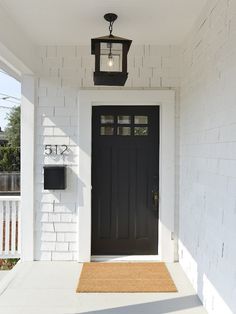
[74,295,203,314]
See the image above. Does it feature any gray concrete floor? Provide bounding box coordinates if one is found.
[0,271,8,281]
[0,262,207,314]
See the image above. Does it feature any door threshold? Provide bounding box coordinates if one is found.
[91,255,161,262]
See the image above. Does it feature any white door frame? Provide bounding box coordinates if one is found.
[77,90,175,262]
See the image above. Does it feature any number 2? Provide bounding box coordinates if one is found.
[61,145,68,155]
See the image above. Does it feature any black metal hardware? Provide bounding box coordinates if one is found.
[44,165,66,190]
[152,175,159,210]
[91,13,132,86]
[152,190,159,209]
[104,13,118,36]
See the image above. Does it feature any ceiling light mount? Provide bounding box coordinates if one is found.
[104,13,118,36]
[104,13,118,23]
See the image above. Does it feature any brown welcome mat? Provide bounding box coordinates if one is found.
[76,262,177,293]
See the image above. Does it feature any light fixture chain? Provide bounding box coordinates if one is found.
[109,21,114,36]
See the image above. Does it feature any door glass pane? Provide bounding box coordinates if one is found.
[118,116,131,124]
[100,126,114,135]
[117,127,131,136]
[134,116,148,124]
[134,127,148,136]
[100,115,114,124]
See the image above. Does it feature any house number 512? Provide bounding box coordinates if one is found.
[44,145,69,156]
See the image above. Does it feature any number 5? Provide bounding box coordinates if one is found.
[45,145,53,155]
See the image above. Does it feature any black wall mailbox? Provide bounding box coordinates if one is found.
[44,165,66,190]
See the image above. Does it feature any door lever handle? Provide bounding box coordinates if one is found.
[152,190,159,209]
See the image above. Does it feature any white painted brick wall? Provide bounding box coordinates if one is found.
[35,44,180,263]
[180,0,236,313]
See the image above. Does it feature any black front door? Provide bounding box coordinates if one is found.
[92,106,159,255]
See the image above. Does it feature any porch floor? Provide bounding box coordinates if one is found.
[0,262,207,314]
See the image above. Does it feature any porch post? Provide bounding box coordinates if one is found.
[20,75,35,261]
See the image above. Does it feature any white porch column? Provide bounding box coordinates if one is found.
[20,75,35,261]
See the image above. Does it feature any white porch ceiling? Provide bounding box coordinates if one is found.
[0,0,207,46]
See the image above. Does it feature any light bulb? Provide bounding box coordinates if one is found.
[107,54,114,68]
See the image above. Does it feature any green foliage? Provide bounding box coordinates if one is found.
[0,258,20,270]
[0,147,20,171]
[5,106,20,147]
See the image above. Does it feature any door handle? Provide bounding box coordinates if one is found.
[152,190,159,210]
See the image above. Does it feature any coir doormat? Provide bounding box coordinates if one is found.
[76,262,177,293]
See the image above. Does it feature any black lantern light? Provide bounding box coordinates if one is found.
[91,13,132,86]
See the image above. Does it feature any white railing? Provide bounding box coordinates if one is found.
[0,196,20,258]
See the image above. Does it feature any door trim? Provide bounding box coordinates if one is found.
[77,90,175,262]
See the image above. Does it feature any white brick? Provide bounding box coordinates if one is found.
[37,87,47,97]
[129,45,145,56]
[39,77,61,89]
[63,58,81,69]
[52,252,73,261]
[42,136,70,145]
[38,203,54,213]
[37,252,52,261]
[54,223,77,232]
[41,233,57,242]
[41,223,54,232]
[38,127,54,136]
[47,86,64,97]
[162,77,179,87]
[54,203,76,213]
[65,96,77,107]
[132,76,149,88]
[133,56,143,68]
[41,242,56,251]
[48,213,61,222]
[143,56,161,68]
[70,116,78,127]
[53,127,75,136]
[39,96,64,107]
[219,160,236,177]
[60,192,77,203]
[62,77,81,88]
[150,76,161,87]
[37,192,60,203]
[39,46,47,58]
[76,46,90,56]
[43,58,62,68]
[60,214,73,222]
[57,46,76,57]
[64,233,77,242]
[179,1,236,313]
[37,107,54,117]
[56,233,65,242]
[55,242,69,251]
[38,213,48,222]
[220,124,236,142]
[47,46,57,58]
[81,56,94,68]
[54,107,76,117]
[42,117,70,127]
[69,242,77,252]
[205,128,220,143]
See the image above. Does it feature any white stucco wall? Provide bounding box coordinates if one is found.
[179,0,236,313]
[34,45,180,261]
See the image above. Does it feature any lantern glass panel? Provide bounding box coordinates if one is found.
[100,42,123,72]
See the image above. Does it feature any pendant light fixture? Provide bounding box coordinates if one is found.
[91,13,132,86]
